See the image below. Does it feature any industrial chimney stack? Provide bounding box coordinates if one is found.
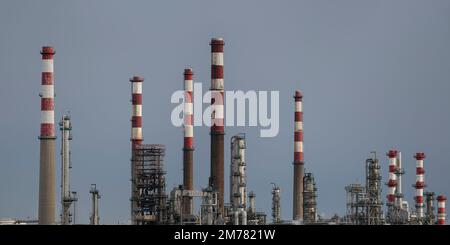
[209,38,225,215]
[437,195,447,225]
[38,46,56,225]
[293,90,304,220]
[183,69,194,216]
[130,76,143,224]
[386,150,398,207]
[414,152,426,220]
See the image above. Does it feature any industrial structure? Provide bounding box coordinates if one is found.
[209,38,226,217]
[424,191,436,225]
[229,134,247,225]
[344,150,447,225]
[271,183,281,224]
[24,40,449,226]
[38,46,57,225]
[292,90,304,221]
[182,69,195,218]
[246,192,267,225]
[413,152,426,223]
[59,115,77,225]
[129,76,143,224]
[303,172,317,224]
[132,144,168,224]
[89,184,100,225]
[437,195,447,225]
[345,153,384,225]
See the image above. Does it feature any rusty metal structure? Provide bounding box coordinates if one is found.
[131,144,168,225]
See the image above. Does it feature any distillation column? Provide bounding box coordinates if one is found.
[183,69,194,216]
[38,46,56,225]
[230,134,247,209]
[271,183,281,224]
[293,90,304,220]
[413,152,425,221]
[395,152,404,209]
[130,76,143,224]
[230,134,247,225]
[209,38,225,215]
[60,115,77,224]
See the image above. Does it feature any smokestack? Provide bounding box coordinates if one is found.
[437,195,447,225]
[386,150,398,206]
[293,90,304,220]
[183,69,194,216]
[130,76,143,224]
[38,46,56,225]
[209,37,225,215]
[414,152,426,219]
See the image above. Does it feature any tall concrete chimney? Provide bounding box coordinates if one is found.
[209,38,225,215]
[38,46,56,225]
[293,90,304,220]
[130,76,143,224]
[183,69,194,216]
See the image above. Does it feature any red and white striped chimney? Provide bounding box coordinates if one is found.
[38,46,56,224]
[387,150,398,205]
[40,47,56,139]
[184,69,194,150]
[293,90,304,220]
[130,76,143,224]
[183,68,194,215]
[437,195,447,225]
[210,38,225,215]
[130,76,143,149]
[414,152,426,219]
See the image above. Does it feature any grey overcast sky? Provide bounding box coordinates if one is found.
[1,0,449,224]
